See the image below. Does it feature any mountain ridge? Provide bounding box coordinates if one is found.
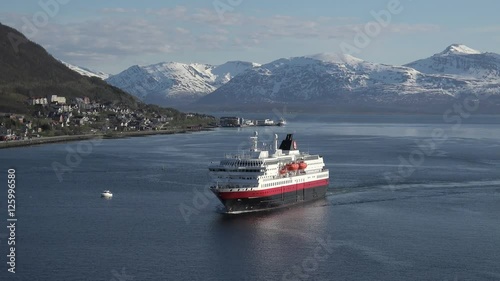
[405,44,500,80]
[106,60,260,107]
[53,40,500,113]
[59,60,110,80]
[192,44,500,113]
[438,44,482,55]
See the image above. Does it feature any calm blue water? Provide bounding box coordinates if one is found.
[1,114,500,281]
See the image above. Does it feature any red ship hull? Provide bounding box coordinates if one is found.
[212,179,329,214]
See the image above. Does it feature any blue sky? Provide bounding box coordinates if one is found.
[1,0,500,74]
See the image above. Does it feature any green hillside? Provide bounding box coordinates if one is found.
[0,22,138,113]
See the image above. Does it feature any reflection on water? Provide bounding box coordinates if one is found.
[211,199,330,280]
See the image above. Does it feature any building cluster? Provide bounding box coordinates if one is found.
[219,117,282,127]
[0,95,179,141]
[0,114,32,141]
[96,109,175,131]
[28,95,71,106]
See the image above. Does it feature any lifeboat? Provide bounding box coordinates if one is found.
[298,162,307,170]
[288,163,299,171]
[279,168,287,175]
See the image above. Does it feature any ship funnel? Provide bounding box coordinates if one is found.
[279,134,294,151]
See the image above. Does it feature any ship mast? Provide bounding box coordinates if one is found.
[274,134,278,152]
[250,131,259,152]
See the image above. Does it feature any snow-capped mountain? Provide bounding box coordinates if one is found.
[405,44,500,80]
[59,60,110,80]
[106,61,259,106]
[103,44,500,113]
[195,45,500,112]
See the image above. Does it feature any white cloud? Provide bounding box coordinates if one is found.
[145,6,187,19]
[0,7,441,67]
[387,23,440,33]
[24,18,184,65]
[100,8,137,14]
[464,25,500,33]
[175,27,190,34]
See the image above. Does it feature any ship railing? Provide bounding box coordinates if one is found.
[227,178,260,184]
[211,179,257,185]
[224,153,254,159]
[211,184,257,190]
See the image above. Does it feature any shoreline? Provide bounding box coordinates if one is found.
[0,127,215,149]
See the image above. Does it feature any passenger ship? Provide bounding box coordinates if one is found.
[209,132,329,214]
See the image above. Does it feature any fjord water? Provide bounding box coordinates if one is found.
[1,115,500,281]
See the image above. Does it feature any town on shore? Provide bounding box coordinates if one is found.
[0,94,216,146]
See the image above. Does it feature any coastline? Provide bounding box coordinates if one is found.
[0,127,214,149]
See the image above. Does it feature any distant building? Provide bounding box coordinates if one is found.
[0,127,7,139]
[60,105,72,112]
[28,97,48,106]
[220,117,242,127]
[9,115,25,124]
[72,116,89,126]
[48,95,66,104]
[255,119,275,126]
[76,97,92,110]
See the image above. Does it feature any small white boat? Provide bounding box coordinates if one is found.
[101,190,113,198]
